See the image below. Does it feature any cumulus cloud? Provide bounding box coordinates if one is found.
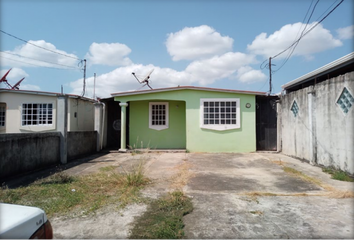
[236,66,267,84]
[185,52,257,85]
[336,25,354,40]
[0,40,79,68]
[166,25,233,61]
[20,84,41,91]
[85,42,132,66]
[70,64,194,98]
[247,22,342,59]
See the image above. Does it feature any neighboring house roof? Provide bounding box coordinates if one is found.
[282,52,354,92]
[111,86,267,97]
[0,88,96,102]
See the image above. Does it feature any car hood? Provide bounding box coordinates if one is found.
[0,203,48,239]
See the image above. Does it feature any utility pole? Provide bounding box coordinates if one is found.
[81,59,87,97]
[268,57,272,95]
[93,73,96,100]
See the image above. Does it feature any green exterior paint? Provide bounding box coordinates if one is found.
[129,100,186,149]
[114,89,256,152]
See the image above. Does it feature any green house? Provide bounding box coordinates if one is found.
[112,86,266,153]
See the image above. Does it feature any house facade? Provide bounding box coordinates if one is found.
[280,52,354,174]
[0,89,95,133]
[112,86,266,153]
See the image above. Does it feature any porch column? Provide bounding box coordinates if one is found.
[119,102,128,152]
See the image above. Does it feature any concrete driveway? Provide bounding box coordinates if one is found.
[182,153,354,238]
[4,151,353,238]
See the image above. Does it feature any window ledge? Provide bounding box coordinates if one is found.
[201,125,240,131]
[149,125,169,131]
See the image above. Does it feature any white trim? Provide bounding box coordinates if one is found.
[200,98,240,131]
[149,102,169,131]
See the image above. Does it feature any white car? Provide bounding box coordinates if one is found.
[0,203,53,239]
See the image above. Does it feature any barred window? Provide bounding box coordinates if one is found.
[149,102,169,130]
[22,103,53,126]
[200,98,240,130]
[0,105,5,127]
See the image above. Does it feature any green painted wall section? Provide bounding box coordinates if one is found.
[129,100,186,149]
[115,89,256,152]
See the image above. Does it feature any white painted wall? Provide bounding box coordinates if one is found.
[0,92,95,133]
[0,92,57,133]
[281,71,354,174]
[68,98,94,131]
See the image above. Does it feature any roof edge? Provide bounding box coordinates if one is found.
[111,86,267,97]
[0,88,96,102]
[282,52,354,89]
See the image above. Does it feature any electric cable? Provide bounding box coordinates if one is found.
[0,30,82,61]
[0,55,76,70]
[0,51,79,70]
[271,0,344,60]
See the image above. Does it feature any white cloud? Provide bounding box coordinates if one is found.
[247,22,342,59]
[20,84,41,91]
[70,64,194,98]
[185,52,257,85]
[236,66,267,84]
[85,42,132,66]
[166,25,233,61]
[336,25,354,40]
[0,40,79,69]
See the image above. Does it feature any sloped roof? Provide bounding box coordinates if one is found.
[0,88,96,102]
[111,86,267,97]
[282,52,354,91]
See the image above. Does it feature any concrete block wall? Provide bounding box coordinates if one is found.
[0,132,60,180]
[67,131,97,161]
[280,71,354,174]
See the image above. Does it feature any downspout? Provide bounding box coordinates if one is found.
[100,102,105,150]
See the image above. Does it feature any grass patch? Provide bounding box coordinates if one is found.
[322,167,354,182]
[129,191,193,239]
[283,166,323,186]
[0,161,149,217]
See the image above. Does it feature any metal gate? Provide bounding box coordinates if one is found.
[256,96,278,151]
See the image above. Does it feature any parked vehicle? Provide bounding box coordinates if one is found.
[0,203,53,239]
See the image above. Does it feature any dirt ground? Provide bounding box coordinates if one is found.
[4,151,354,238]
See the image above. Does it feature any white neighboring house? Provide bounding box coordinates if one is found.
[0,89,96,133]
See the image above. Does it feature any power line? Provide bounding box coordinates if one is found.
[272,0,344,60]
[0,51,79,70]
[0,55,77,70]
[0,29,82,61]
[272,0,320,73]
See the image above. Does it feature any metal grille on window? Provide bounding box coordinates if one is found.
[0,106,5,127]
[203,101,237,125]
[22,103,53,126]
[291,101,299,117]
[337,87,354,114]
[151,104,166,126]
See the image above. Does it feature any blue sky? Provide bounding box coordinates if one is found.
[1,0,353,98]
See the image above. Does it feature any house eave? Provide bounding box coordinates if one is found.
[0,88,96,102]
[111,86,267,97]
[282,52,354,90]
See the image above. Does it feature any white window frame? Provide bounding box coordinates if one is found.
[21,103,54,126]
[0,105,5,128]
[149,102,169,131]
[200,98,240,131]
